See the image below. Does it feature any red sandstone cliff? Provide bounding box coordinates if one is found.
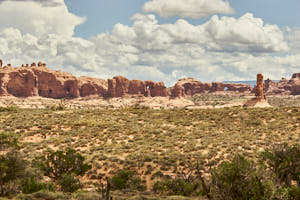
[0,60,299,99]
[0,65,107,98]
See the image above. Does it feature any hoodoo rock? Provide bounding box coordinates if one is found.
[245,74,271,107]
[291,73,300,95]
[255,74,266,101]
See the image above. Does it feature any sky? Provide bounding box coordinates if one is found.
[0,0,299,85]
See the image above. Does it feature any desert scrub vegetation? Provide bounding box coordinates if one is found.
[267,96,300,107]
[0,105,299,199]
[189,93,247,106]
[0,135,299,199]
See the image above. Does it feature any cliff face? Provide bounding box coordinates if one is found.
[0,61,299,99]
[107,76,169,98]
[0,66,107,99]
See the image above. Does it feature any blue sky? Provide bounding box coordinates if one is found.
[0,0,299,84]
[68,0,300,39]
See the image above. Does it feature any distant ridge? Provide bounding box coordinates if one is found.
[0,59,299,98]
[224,80,280,87]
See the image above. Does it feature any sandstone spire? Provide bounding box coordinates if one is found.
[254,73,266,101]
[245,73,271,107]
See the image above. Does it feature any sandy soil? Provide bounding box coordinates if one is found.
[0,95,254,109]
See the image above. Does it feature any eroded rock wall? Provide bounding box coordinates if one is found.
[0,61,299,99]
[0,66,107,99]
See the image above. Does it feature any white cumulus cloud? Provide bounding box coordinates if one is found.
[0,0,297,86]
[143,0,234,19]
[202,13,289,53]
[0,0,85,37]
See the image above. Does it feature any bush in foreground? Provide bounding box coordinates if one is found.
[210,155,271,200]
[110,170,146,191]
[35,148,91,193]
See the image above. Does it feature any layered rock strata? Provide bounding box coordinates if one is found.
[0,60,299,99]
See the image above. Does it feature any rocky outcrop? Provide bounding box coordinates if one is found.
[0,64,107,99]
[7,70,38,97]
[265,73,300,95]
[170,78,252,98]
[245,74,271,107]
[254,74,266,101]
[0,60,299,99]
[145,81,169,97]
[78,76,107,97]
[107,76,169,98]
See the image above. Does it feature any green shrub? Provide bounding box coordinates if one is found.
[0,106,17,113]
[273,185,300,200]
[110,170,146,191]
[0,132,19,151]
[211,154,271,200]
[262,143,300,187]
[35,148,91,193]
[153,178,201,196]
[22,177,55,194]
[0,151,27,196]
[57,174,81,193]
[35,148,92,180]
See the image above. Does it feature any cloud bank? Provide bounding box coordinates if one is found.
[143,0,234,19]
[0,0,85,36]
[0,0,298,85]
[0,0,62,7]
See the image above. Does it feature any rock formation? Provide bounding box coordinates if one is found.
[254,74,266,101]
[169,78,252,98]
[0,60,299,99]
[107,76,169,98]
[79,76,107,97]
[265,73,300,95]
[245,74,271,107]
[0,61,107,98]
